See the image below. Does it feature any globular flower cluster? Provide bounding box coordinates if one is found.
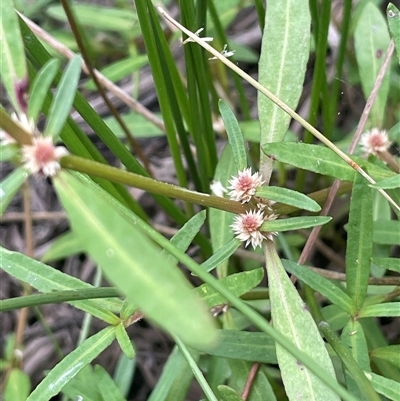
[211,168,278,249]
[1,112,67,178]
[360,128,391,156]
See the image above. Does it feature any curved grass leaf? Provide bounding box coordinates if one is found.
[256,186,321,212]
[370,174,400,189]
[371,257,400,273]
[0,247,121,322]
[200,238,241,274]
[387,3,400,65]
[370,345,400,369]
[26,326,116,401]
[54,171,217,348]
[44,56,82,138]
[0,167,28,217]
[200,329,277,364]
[115,323,135,359]
[196,268,264,309]
[28,58,60,124]
[258,0,310,179]
[364,372,400,401]
[373,220,400,245]
[346,173,373,313]
[95,365,127,401]
[209,145,237,277]
[0,0,27,113]
[340,321,370,399]
[354,2,391,127]
[219,100,247,171]
[265,243,339,401]
[359,303,400,318]
[261,215,331,232]
[282,259,352,313]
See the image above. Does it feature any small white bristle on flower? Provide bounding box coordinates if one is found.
[228,168,264,203]
[21,136,68,177]
[360,129,391,155]
[210,180,227,197]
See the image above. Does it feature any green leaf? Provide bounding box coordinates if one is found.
[373,220,400,245]
[371,257,400,273]
[387,4,400,65]
[46,4,138,32]
[95,365,127,401]
[4,368,30,401]
[340,321,370,400]
[260,215,331,232]
[364,372,400,401]
[115,323,135,359]
[370,174,400,189]
[26,326,116,401]
[322,304,350,331]
[0,167,28,217]
[218,385,244,401]
[199,329,277,364]
[61,366,101,401]
[28,58,60,124]
[41,230,85,262]
[0,0,27,113]
[354,2,391,126]
[218,100,247,171]
[0,143,18,162]
[258,0,310,177]
[262,142,393,181]
[0,247,121,323]
[200,238,241,274]
[265,243,339,401]
[256,186,321,212]
[346,173,373,312]
[84,55,148,90]
[370,345,400,369]
[282,260,352,313]
[359,303,400,317]
[196,268,264,309]
[209,145,237,277]
[44,56,82,138]
[53,171,217,348]
[113,352,136,398]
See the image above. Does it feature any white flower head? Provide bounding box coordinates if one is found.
[231,209,266,249]
[21,136,68,177]
[360,128,391,156]
[209,44,235,60]
[0,113,35,145]
[210,180,227,197]
[228,168,264,203]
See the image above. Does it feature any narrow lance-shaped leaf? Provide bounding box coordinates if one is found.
[95,365,127,401]
[115,323,135,359]
[373,220,400,245]
[44,56,82,139]
[0,167,28,217]
[370,345,400,369]
[346,172,373,313]
[26,326,116,401]
[370,174,400,189]
[265,241,339,401]
[258,0,310,182]
[354,2,391,127]
[387,3,400,65]
[256,186,321,212]
[364,372,400,401]
[28,59,60,124]
[53,171,218,348]
[0,0,27,113]
[359,303,400,318]
[218,100,247,171]
[261,215,331,232]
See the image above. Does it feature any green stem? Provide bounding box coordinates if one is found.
[0,287,120,312]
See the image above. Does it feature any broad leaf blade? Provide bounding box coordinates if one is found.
[258,0,310,180]
[346,173,373,312]
[373,220,400,245]
[256,186,321,212]
[265,242,339,401]
[53,171,217,348]
[26,326,116,401]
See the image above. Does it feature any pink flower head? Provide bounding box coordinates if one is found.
[231,209,267,249]
[228,168,264,203]
[21,136,68,177]
[360,129,391,156]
